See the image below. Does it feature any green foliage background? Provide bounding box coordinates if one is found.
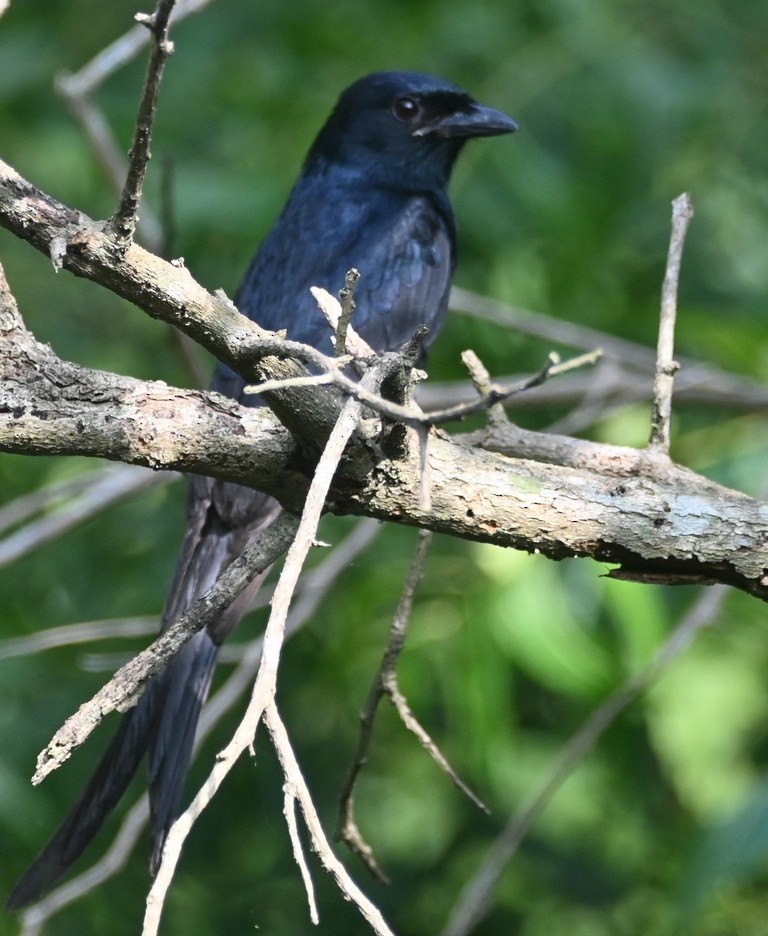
[1,1,768,934]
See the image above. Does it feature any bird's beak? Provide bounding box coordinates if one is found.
[415,102,518,139]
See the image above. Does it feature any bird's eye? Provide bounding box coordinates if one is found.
[392,96,420,123]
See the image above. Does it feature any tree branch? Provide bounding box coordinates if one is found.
[2,257,767,601]
[109,0,177,246]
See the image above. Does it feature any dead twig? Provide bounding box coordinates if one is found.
[336,529,487,883]
[336,268,361,357]
[311,283,374,359]
[648,193,695,453]
[425,348,602,426]
[109,0,177,247]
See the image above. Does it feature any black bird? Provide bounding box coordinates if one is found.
[7,71,516,910]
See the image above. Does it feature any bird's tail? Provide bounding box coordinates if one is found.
[5,685,159,910]
[6,482,280,910]
[5,622,224,910]
[146,628,219,873]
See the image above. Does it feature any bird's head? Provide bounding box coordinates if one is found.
[306,71,517,191]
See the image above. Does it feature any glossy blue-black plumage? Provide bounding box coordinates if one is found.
[7,71,515,910]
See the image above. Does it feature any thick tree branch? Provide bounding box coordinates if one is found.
[2,160,768,602]
[2,263,767,602]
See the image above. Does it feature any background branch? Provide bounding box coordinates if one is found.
[440,584,728,936]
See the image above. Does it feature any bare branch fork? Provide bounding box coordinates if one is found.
[143,363,398,936]
[335,528,489,883]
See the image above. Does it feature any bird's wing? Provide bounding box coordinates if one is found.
[350,192,455,353]
[232,185,455,359]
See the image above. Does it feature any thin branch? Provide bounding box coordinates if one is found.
[32,512,299,785]
[440,583,727,936]
[243,371,335,395]
[417,364,768,417]
[311,284,375,359]
[280,776,319,924]
[0,616,157,662]
[336,268,361,357]
[337,530,486,882]
[648,193,695,453]
[109,0,177,246]
[385,678,489,813]
[423,348,602,426]
[197,524,383,726]
[461,349,509,427]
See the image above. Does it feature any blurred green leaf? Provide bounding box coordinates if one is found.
[683,781,768,921]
